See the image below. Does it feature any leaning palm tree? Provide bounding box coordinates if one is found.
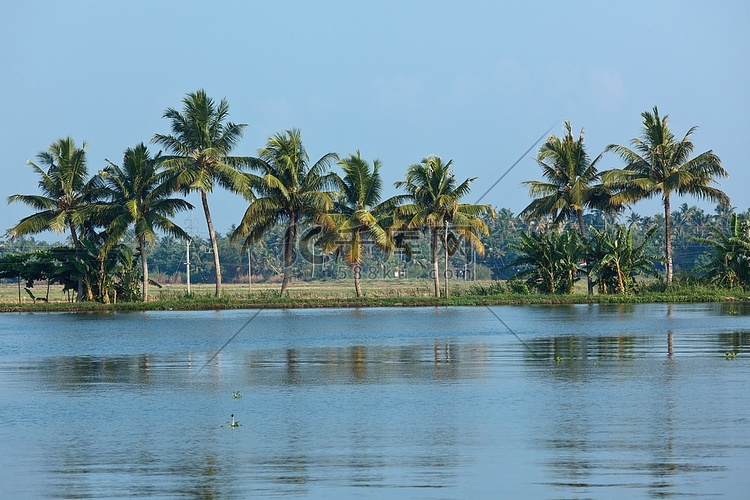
[102,143,193,301]
[521,121,616,294]
[603,106,729,285]
[7,137,107,301]
[321,151,403,297]
[232,129,338,295]
[152,89,249,297]
[395,155,493,298]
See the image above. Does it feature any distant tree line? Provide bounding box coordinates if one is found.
[4,201,748,299]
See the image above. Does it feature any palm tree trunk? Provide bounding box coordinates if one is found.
[281,214,296,296]
[201,191,222,297]
[444,223,449,298]
[431,227,440,298]
[353,263,362,298]
[69,222,84,302]
[139,234,149,302]
[664,194,673,286]
[577,209,594,295]
[99,256,109,304]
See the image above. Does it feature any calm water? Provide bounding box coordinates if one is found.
[1,304,749,498]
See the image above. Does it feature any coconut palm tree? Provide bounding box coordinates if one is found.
[521,122,612,233]
[232,129,338,295]
[625,211,643,230]
[7,137,108,301]
[321,151,403,297]
[102,143,193,301]
[395,155,493,298]
[603,106,729,285]
[712,203,736,235]
[8,137,104,246]
[152,89,249,297]
[521,121,617,294]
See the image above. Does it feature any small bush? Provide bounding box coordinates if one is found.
[468,280,507,296]
[507,278,532,294]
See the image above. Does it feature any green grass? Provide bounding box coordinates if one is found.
[0,278,747,312]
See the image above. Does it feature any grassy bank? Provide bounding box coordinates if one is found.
[0,280,747,312]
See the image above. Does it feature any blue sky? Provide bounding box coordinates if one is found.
[2,1,748,241]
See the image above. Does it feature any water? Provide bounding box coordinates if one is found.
[1,303,749,498]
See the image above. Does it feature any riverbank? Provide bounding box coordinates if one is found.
[1,281,747,312]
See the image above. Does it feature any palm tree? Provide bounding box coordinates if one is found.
[625,211,643,229]
[713,203,736,235]
[395,155,493,298]
[521,121,615,294]
[7,137,107,301]
[152,89,249,297]
[8,137,103,246]
[603,106,729,285]
[521,121,612,233]
[322,151,403,297]
[232,129,338,295]
[102,143,193,301]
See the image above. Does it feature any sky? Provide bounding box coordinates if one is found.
[2,1,748,242]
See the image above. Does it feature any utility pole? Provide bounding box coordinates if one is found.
[185,212,196,295]
[186,239,191,295]
[248,246,252,289]
[473,249,476,282]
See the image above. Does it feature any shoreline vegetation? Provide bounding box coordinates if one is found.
[1,281,747,313]
[3,97,743,307]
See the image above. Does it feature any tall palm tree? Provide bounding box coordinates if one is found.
[102,143,193,301]
[8,137,103,246]
[7,137,107,301]
[232,129,338,295]
[521,121,615,294]
[521,121,611,234]
[322,151,403,297]
[395,155,493,298]
[603,106,729,285]
[152,89,249,297]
